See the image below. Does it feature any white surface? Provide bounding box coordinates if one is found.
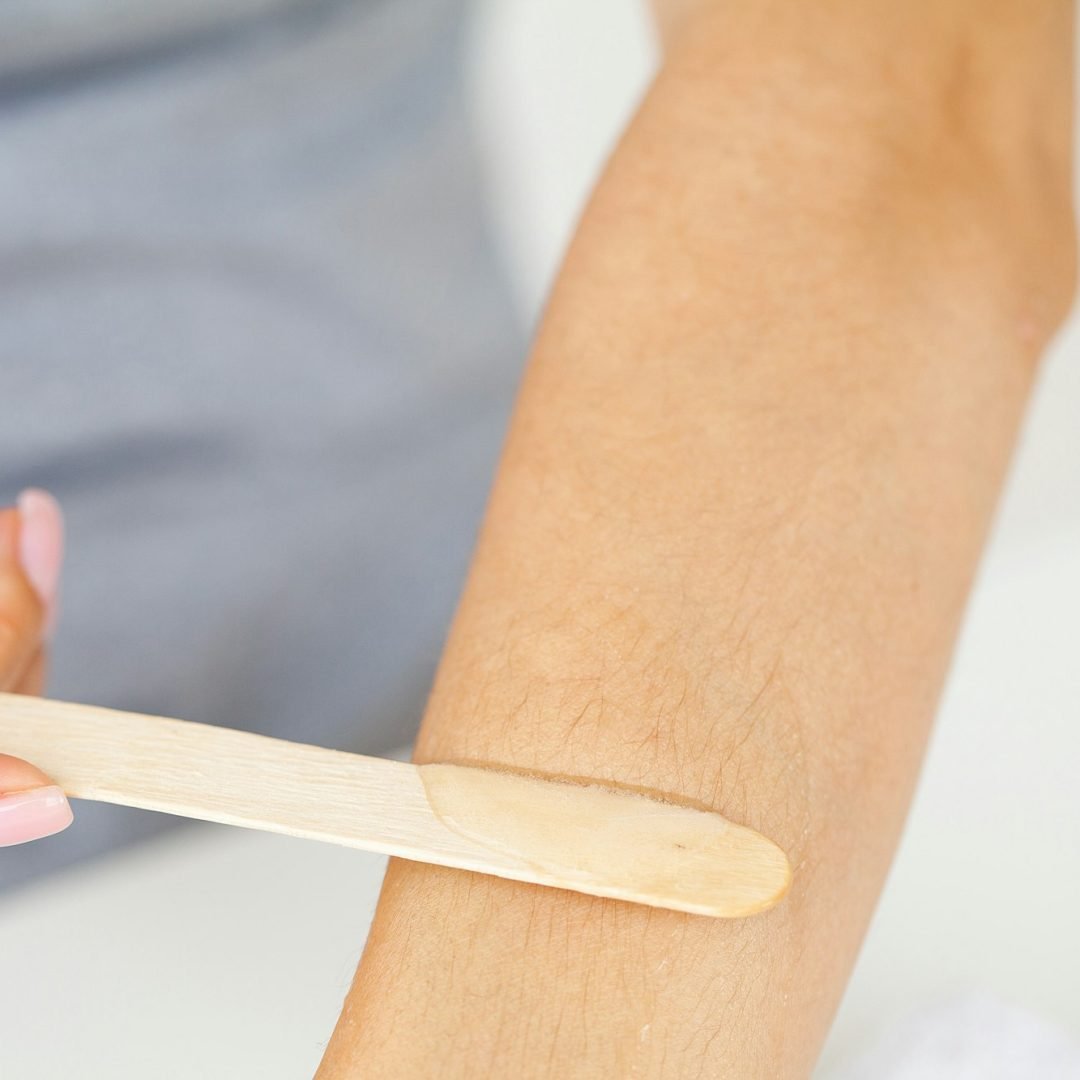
[830,992,1080,1080]
[1,2,1079,1077]
[0,826,387,1079]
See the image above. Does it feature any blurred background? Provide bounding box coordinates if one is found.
[0,1,1077,1075]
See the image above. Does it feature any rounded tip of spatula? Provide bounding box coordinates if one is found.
[419,763,792,917]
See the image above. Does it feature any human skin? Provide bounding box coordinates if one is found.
[314,2,1077,1076]
[0,492,72,846]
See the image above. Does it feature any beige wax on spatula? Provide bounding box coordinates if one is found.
[0,692,791,917]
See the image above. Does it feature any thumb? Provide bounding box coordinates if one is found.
[0,754,73,847]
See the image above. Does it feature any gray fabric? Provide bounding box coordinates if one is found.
[0,0,525,888]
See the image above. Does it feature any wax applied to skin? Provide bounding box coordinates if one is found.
[418,763,791,917]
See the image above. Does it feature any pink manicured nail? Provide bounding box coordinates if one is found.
[0,786,73,846]
[16,488,64,638]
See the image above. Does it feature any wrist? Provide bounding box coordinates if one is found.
[653,1,1076,343]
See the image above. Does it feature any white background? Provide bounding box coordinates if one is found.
[0,2,1077,1076]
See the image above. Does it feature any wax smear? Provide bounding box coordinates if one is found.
[418,762,791,917]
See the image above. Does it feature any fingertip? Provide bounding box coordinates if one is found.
[0,754,72,846]
[15,488,64,638]
[0,785,73,847]
[0,752,59,793]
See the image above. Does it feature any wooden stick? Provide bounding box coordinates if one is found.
[0,693,790,917]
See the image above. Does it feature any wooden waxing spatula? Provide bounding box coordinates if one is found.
[0,692,791,917]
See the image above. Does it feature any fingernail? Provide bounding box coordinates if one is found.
[0,785,73,846]
[16,489,64,638]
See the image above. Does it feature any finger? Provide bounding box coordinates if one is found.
[13,647,48,697]
[16,488,64,639]
[0,753,73,847]
[0,508,46,690]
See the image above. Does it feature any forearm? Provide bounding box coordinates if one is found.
[319,8,1074,1077]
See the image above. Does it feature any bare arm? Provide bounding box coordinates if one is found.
[318,3,1075,1076]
